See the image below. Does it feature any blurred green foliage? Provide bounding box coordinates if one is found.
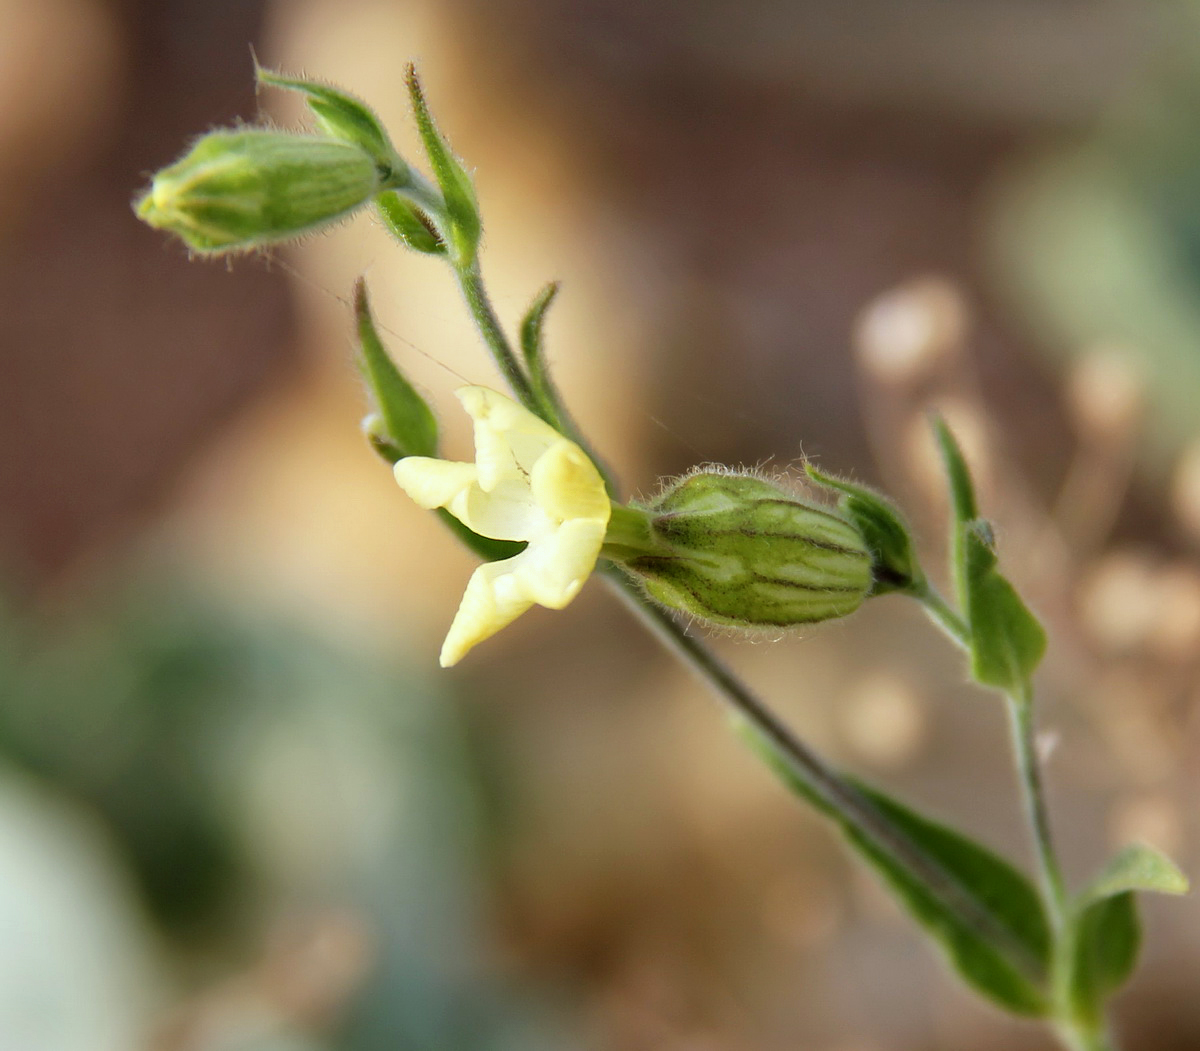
[0,573,570,1050]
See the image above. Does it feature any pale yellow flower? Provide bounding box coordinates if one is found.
[394,386,611,666]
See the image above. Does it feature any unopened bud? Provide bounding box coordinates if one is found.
[609,472,873,628]
[135,130,383,253]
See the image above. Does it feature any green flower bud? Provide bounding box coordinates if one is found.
[609,471,873,628]
[134,130,383,253]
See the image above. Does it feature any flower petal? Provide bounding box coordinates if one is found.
[457,478,546,541]
[394,457,478,510]
[532,439,611,524]
[439,555,535,667]
[457,386,563,489]
[513,517,608,609]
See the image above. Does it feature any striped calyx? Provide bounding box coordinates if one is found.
[611,471,873,628]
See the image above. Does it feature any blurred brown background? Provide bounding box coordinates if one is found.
[2,1,1199,1049]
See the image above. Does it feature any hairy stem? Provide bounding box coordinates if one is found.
[453,262,537,408]
[1009,682,1069,928]
[453,259,617,492]
[604,566,1047,988]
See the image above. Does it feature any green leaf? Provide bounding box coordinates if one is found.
[1081,844,1189,903]
[962,521,1047,691]
[932,416,978,525]
[739,721,1052,1016]
[1067,845,1188,1028]
[519,281,565,423]
[519,281,560,379]
[804,465,924,594]
[931,418,1046,690]
[256,66,408,185]
[354,279,438,459]
[845,783,1053,1016]
[405,64,482,267]
[376,190,445,255]
[932,416,978,613]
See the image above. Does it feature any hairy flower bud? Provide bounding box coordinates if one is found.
[135,130,383,253]
[611,471,873,628]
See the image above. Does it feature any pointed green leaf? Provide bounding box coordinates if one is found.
[519,281,560,377]
[376,191,445,254]
[962,521,1046,690]
[355,279,438,459]
[405,64,482,267]
[1081,844,1189,904]
[843,783,1052,1016]
[739,720,1051,1016]
[804,465,924,594]
[518,281,565,423]
[1067,846,1188,1028]
[256,66,410,185]
[932,416,978,525]
[932,417,977,613]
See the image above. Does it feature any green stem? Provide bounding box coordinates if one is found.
[910,586,1069,923]
[1009,682,1069,929]
[603,566,1047,988]
[1058,1021,1117,1051]
[453,262,537,408]
[453,259,618,493]
[911,579,971,649]
[394,169,446,216]
[912,587,1103,1050]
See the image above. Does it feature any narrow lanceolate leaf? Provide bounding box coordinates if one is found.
[844,784,1052,1015]
[405,64,482,266]
[804,465,924,594]
[739,722,1052,1016]
[932,417,978,612]
[1068,845,1189,1028]
[354,279,438,459]
[962,521,1046,691]
[519,281,564,423]
[931,418,1045,692]
[519,281,559,377]
[376,191,445,254]
[256,66,408,184]
[932,416,978,525]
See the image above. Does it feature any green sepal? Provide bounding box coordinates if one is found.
[626,472,874,629]
[962,520,1047,691]
[376,191,445,254]
[804,465,923,595]
[355,279,438,459]
[256,65,409,185]
[739,719,1052,1016]
[405,64,482,267]
[1066,845,1188,1029]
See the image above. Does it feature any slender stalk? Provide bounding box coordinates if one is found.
[911,579,971,650]
[912,589,1105,1050]
[454,259,618,493]
[453,262,538,408]
[912,586,1069,923]
[603,565,1047,987]
[1008,682,1069,927]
